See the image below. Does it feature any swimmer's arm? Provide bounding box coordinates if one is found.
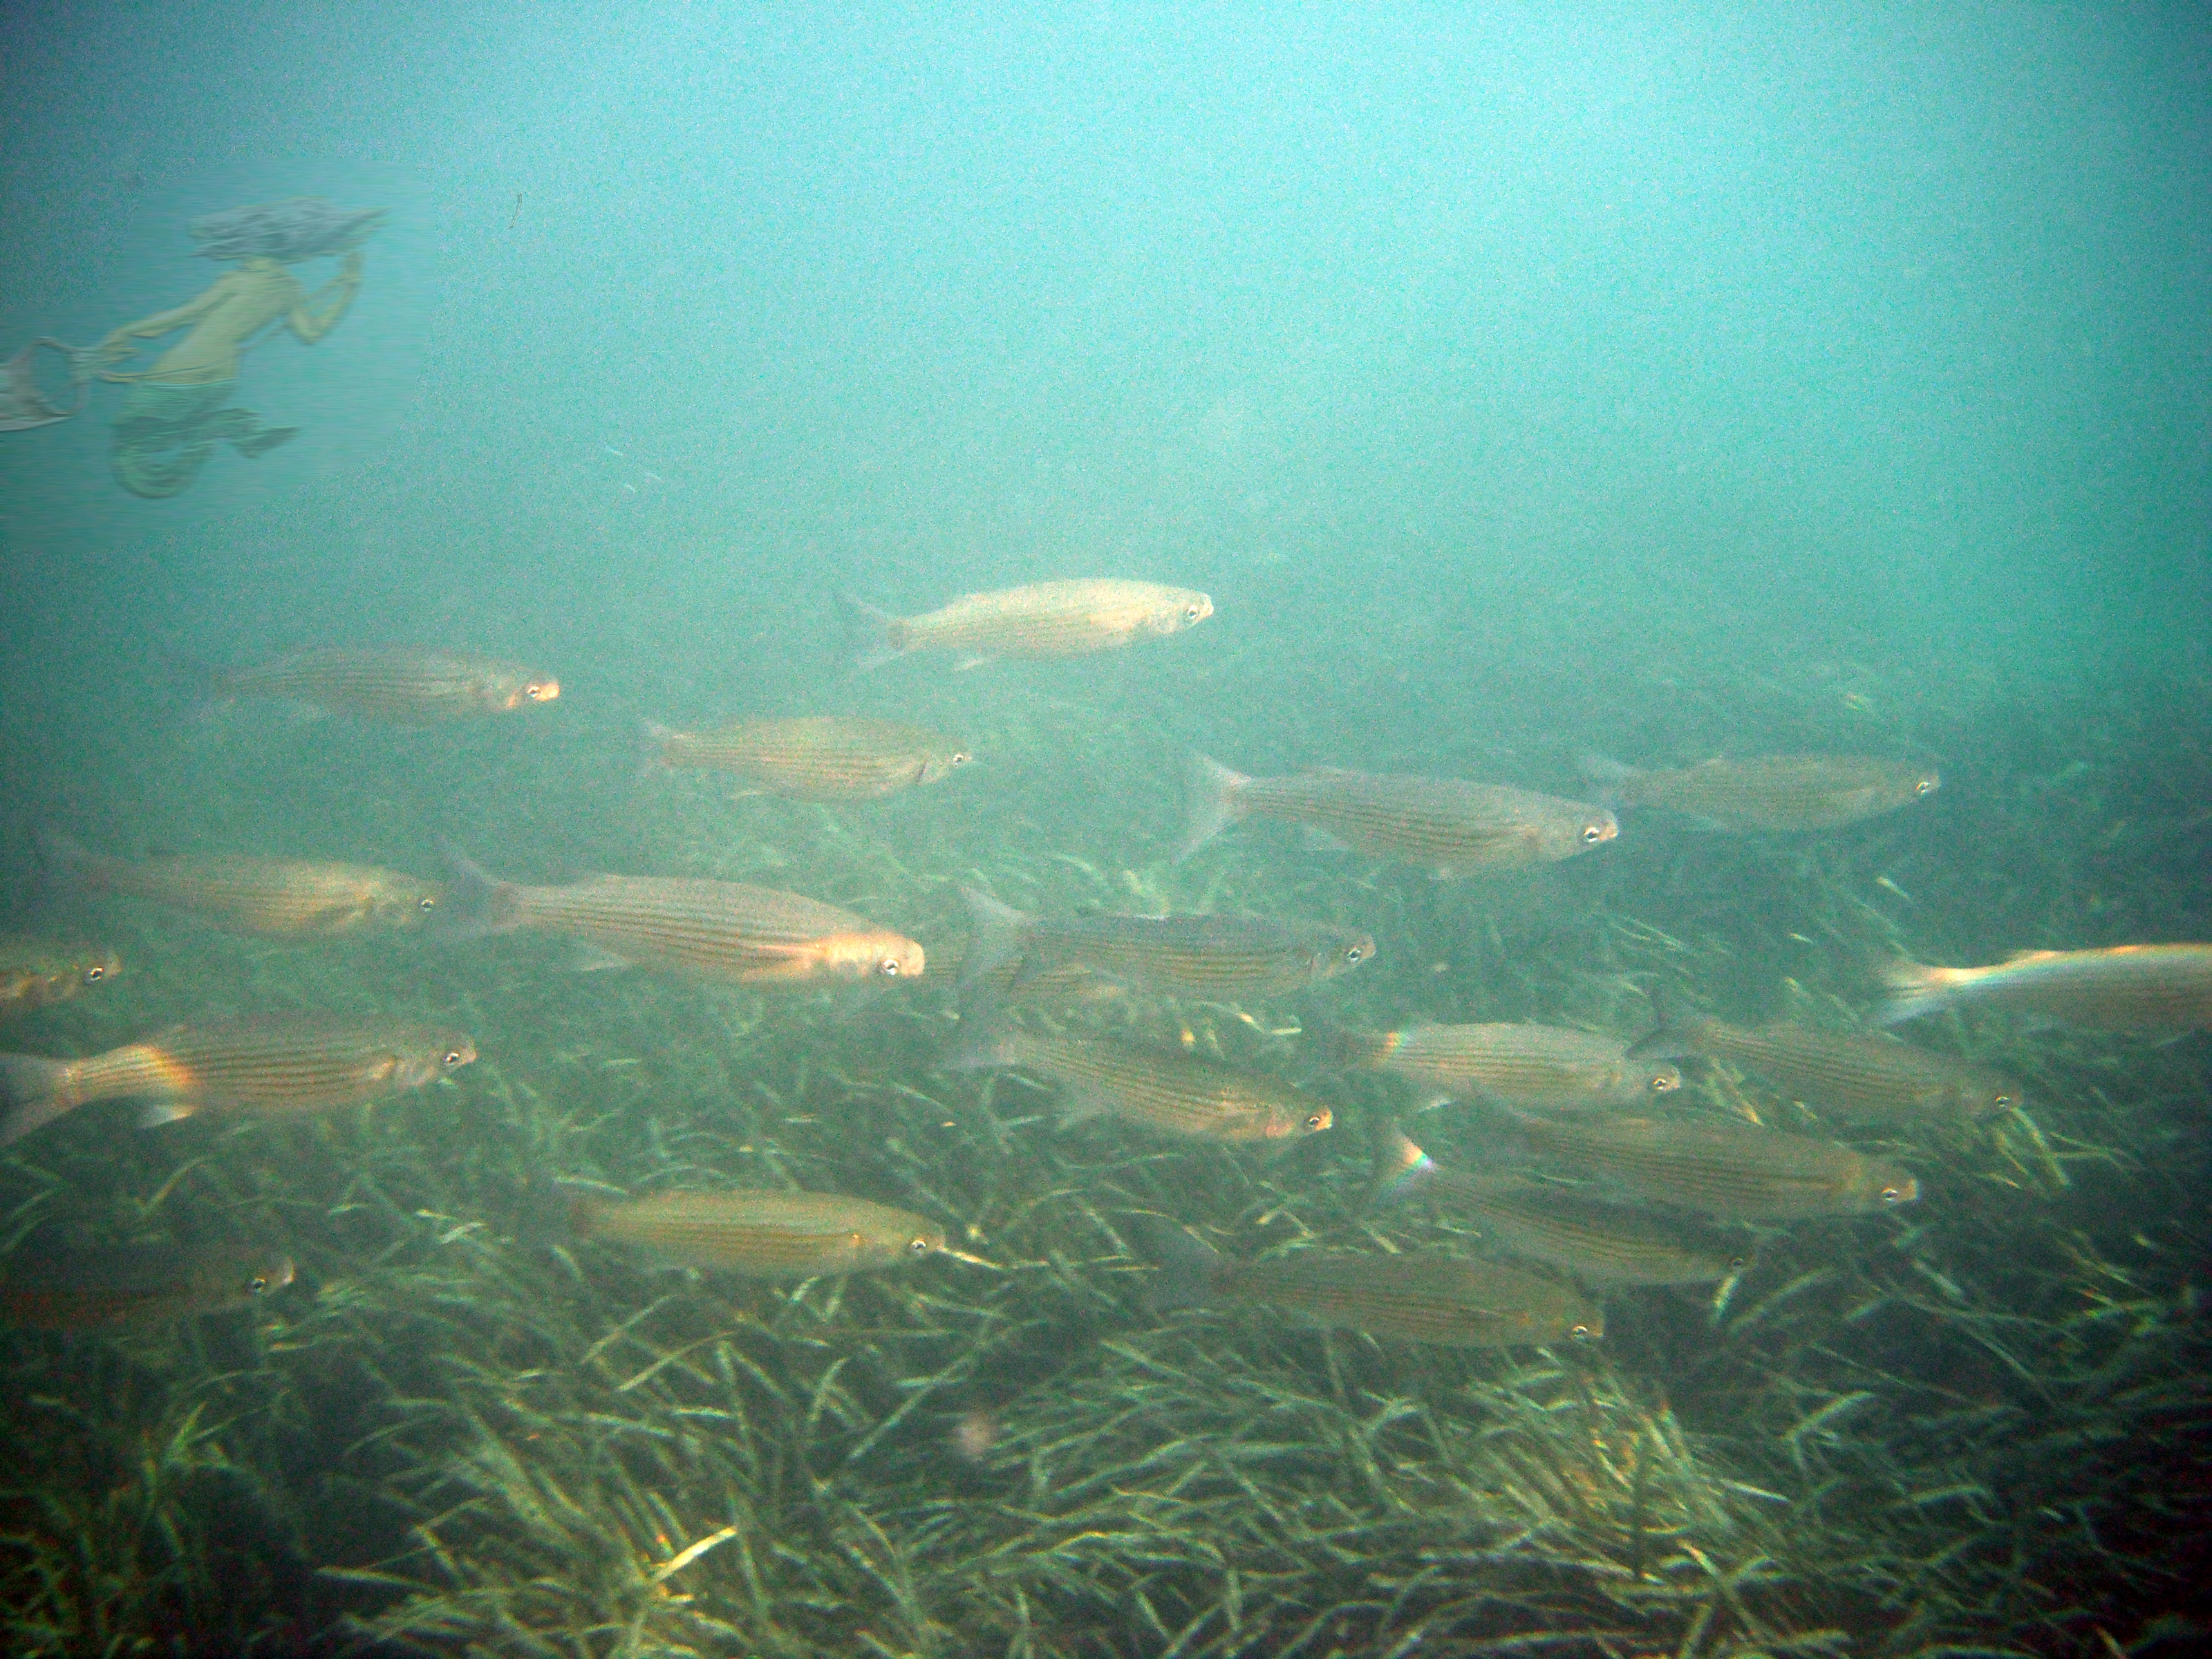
[96,277,236,357]
[288,252,364,344]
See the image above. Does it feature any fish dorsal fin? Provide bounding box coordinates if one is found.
[2001,950,2063,966]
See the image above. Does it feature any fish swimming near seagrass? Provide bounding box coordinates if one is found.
[38,829,441,939]
[1179,758,1618,877]
[435,847,925,985]
[1374,1127,1749,1286]
[1631,1011,2022,1121]
[1579,753,1940,832]
[556,1187,949,1278]
[1328,1020,1679,1111]
[1878,945,2212,1030]
[943,1023,1332,1143]
[643,715,972,800]
[1133,1217,1602,1347]
[1488,1110,1920,1222]
[0,1240,294,1330]
[0,1018,476,1146]
[957,886,1373,1004]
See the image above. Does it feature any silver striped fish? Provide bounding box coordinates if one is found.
[1376,1127,1747,1285]
[437,848,924,984]
[1138,1219,1601,1347]
[0,1241,294,1329]
[957,887,1372,1003]
[944,1025,1330,1143]
[1880,945,2212,1029]
[1632,1012,2021,1121]
[39,829,441,938]
[644,716,971,800]
[190,646,559,724]
[0,1018,476,1145]
[1492,1110,1919,1221]
[1179,758,1617,876]
[1583,753,1940,831]
[570,1188,946,1277]
[1332,1021,1678,1110]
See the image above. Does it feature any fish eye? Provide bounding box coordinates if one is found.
[879,957,901,977]
[1880,1185,1905,1204]
[1915,778,1937,795]
[1582,824,1605,843]
[951,751,971,766]
[1569,1323,1595,1344]
[525,682,550,700]
[1304,1113,1327,1132]
[247,1274,272,1295]
[1649,1073,1678,1092]
[443,1049,467,1067]
[1344,945,1364,964]
[418,895,437,911]
[1994,1093,2015,1109]
[1727,1254,1749,1271]
[1183,603,1201,622]
[908,1236,932,1257]
[84,965,106,982]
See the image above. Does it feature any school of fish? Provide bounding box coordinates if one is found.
[1,579,2200,1355]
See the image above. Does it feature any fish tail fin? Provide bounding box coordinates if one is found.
[1627,1004,1711,1060]
[837,594,908,674]
[1576,750,1638,809]
[1125,1215,1226,1313]
[957,885,1035,994]
[1876,958,1961,1024]
[1304,1012,1391,1071]
[0,1053,80,1147]
[517,1177,596,1249]
[938,1004,1020,1074]
[1370,1124,1438,1206]
[1174,754,1251,862]
[430,842,524,940]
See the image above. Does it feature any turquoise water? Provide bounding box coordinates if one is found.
[1,6,2206,1654]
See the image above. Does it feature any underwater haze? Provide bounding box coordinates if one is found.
[1,4,2209,1656]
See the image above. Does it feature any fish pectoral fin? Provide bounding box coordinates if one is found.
[1300,825,1354,853]
[955,656,991,672]
[567,943,638,973]
[138,1100,197,1128]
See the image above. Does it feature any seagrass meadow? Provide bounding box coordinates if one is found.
[0,613,2206,1658]
[4,8,2210,1657]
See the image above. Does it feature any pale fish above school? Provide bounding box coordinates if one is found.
[843,578,1214,669]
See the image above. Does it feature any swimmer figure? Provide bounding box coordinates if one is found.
[95,196,384,498]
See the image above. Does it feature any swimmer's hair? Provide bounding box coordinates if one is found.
[190,197,387,263]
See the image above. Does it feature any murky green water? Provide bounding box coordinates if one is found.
[2,8,2206,1654]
